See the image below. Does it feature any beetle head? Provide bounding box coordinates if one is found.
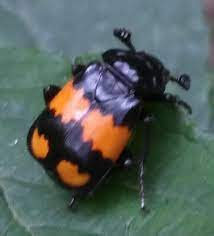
[135,51,191,98]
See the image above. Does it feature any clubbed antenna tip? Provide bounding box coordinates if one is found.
[113,28,131,42]
[113,28,136,52]
[170,74,191,91]
[178,74,191,90]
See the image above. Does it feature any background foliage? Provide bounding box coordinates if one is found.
[0,0,213,235]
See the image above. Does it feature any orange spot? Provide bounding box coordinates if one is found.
[49,80,90,123]
[31,128,49,159]
[56,160,91,187]
[81,110,131,162]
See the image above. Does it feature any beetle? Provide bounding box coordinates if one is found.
[27,28,191,210]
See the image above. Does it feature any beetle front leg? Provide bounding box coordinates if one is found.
[71,64,86,76]
[163,93,192,114]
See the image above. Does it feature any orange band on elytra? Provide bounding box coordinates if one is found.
[49,80,90,123]
[81,110,131,162]
[31,128,49,159]
[56,160,91,187]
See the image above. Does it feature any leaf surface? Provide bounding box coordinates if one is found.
[0,48,214,236]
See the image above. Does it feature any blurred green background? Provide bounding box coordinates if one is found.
[0,1,214,236]
[0,0,211,130]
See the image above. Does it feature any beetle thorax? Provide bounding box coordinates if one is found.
[113,60,140,85]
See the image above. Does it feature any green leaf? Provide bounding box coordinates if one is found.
[0,48,214,236]
[74,53,103,65]
[208,73,214,131]
[0,0,210,130]
[0,192,30,236]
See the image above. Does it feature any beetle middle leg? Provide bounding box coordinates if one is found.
[71,148,135,204]
[68,194,79,211]
[116,148,134,169]
[138,113,154,210]
[144,93,192,114]
[162,93,192,114]
[87,168,113,198]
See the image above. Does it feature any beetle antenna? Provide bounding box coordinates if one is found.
[169,74,191,90]
[113,28,136,53]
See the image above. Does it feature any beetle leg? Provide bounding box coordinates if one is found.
[88,167,112,196]
[86,149,134,200]
[68,195,76,208]
[113,28,136,52]
[144,93,192,114]
[43,85,61,105]
[139,159,145,210]
[139,113,154,210]
[71,64,86,76]
[142,114,154,163]
[163,93,192,114]
[68,194,79,211]
[117,148,134,169]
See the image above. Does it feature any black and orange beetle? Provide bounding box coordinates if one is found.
[27,28,191,209]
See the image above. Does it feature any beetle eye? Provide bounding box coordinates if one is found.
[166,70,170,76]
[161,69,170,84]
[162,69,169,77]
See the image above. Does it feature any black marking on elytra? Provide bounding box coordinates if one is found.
[27,107,114,194]
[43,85,61,105]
